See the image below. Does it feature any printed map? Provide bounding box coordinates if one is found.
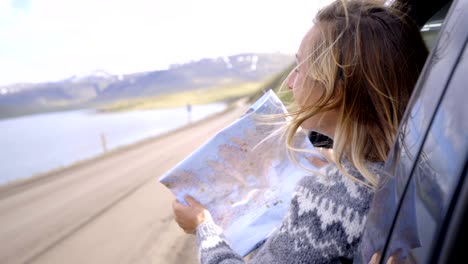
[159,90,318,256]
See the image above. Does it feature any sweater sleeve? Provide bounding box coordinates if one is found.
[196,221,246,264]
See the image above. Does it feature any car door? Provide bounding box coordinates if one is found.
[354,0,468,263]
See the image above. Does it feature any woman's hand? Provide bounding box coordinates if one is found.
[172,195,213,234]
[369,251,414,264]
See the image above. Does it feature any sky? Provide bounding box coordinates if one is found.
[0,0,332,85]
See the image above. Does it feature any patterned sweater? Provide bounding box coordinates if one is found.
[195,162,383,264]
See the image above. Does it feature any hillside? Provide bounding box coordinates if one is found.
[0,53,293,119]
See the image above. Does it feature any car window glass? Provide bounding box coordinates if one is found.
[421,1,452,50]
[384,44,468,263]
[354,1,465,263]
[395,0,461,176]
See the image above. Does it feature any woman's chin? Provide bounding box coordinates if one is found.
[299,116,321,130]
[299,123,316,131]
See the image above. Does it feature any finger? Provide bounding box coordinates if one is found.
[172,199,179,210]
[172,199,186,212]
[184,195,201,207]
[185,229,195,234]
[182,226,195,234]
[369,253,381,264]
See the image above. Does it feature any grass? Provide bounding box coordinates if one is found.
[248,63,295,104]
[99,64,296,113]
[99,81,266,112]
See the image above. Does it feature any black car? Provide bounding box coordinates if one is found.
[352,0,468,263]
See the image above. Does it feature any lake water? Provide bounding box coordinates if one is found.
[0,104,227,185]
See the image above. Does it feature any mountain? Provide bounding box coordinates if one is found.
[0,53,293,119]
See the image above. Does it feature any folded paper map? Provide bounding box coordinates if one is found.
[159,90,318,256]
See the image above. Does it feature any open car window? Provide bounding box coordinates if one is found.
[384,34,468,264]
[354,0,467,263]
[420,1,452,50]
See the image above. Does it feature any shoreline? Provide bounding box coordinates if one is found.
[0,100,240,198]
[0,99,249,264]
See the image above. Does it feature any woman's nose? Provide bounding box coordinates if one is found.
[287,72,295,90]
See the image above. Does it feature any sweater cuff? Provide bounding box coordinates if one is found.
[196,220,223,239]
[196,220,228,252]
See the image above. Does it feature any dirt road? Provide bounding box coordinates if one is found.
[0,101,248,264]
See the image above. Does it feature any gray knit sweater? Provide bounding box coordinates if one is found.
[195,162,383,264]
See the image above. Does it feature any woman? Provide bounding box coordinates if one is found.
[173,0,428,263]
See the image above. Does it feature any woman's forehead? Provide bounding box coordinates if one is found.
[297,25,321,61]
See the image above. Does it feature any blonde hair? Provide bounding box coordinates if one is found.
[281,0,428,188]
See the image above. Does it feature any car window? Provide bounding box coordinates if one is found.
[354,0,466,263]
[384,42,468,264]
[420,1,452,50]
